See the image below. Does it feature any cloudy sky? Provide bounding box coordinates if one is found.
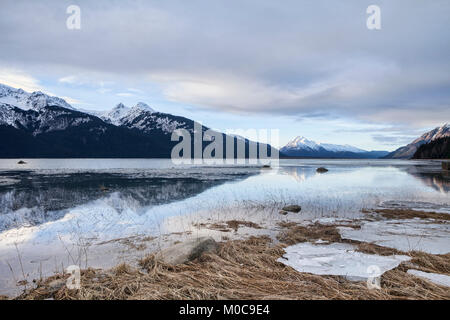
[1,0,449,150]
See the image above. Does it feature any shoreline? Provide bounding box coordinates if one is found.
[5,208,449,300]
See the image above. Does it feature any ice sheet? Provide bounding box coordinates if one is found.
[339,219,450,254]
[277,242,410,280]
[407,269,450,287]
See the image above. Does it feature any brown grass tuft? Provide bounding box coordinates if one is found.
[16,234,450,300]
[372,209,450,221]
[277,223,342,244]
[194,220,262,232]
[13,221,450,300]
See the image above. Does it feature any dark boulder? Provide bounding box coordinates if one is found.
[281,205,301,213]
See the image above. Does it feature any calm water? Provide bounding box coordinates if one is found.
[0,158,449,295]
[0,158,449,235]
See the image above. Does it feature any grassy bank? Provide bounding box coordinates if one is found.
[11,220,450,300]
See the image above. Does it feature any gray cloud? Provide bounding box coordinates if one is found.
[0,0,449,127]
[371,134,417,146]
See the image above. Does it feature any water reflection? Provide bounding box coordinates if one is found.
[279,162,450,194]
[398,165,450,193]
[0,168,257,232]
[1,159,449,296]
[1,160,448,234]
[279,166,318,183]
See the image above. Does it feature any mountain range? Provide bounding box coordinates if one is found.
[1,83,448,160]
[0,83,268,158]
[384,124,450,159]
[280,136,389,159]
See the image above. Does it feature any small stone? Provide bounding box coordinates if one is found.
[279,210,288,215]
[282,205,302,213]
[316,167,328,173]
[157,237,219,265]
[17,160,27,164]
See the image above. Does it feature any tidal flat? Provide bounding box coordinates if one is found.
[0,159,448,299]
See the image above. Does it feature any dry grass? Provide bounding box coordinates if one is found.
[15,229,450,300]
[277,222,343,244]
[277,222,405,256]
[97,235,156,251]
[371,209,450,221]
[194,220,262,232]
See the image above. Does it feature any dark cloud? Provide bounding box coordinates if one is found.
[0,0,449,127]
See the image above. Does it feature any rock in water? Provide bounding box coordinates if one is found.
[157,237,218,265]
[17,160,26,164]
[316,167,328,173]
[282,205,301,213]
[279,210,288,215]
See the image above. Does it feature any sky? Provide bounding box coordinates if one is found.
[0,0,449,150]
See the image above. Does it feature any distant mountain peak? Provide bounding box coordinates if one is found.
[0,82,75,111]
[134,102,154,113]
[385,123,450,159]
[283,136,367,154]
[101,102,156,125]
[102,103,131,125]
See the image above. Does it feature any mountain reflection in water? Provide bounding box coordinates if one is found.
[0,168,258,232]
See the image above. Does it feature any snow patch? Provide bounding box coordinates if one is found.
[407,270,450,287]
[277,242,410,280]
[339,219,450,254]
[0,83,75,111]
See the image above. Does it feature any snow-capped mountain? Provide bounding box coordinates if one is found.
[281,136,388,158]
[99,102,191,135]
[0,84,94,136]
[101,103,130,125]
[385,123,450,159]
[0,103,92,135]
[0,83,74,111]
[0,83,274,158]
[283,136,367,153]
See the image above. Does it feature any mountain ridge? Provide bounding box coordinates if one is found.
[384,124,450,159]
[281,136,389,159]
[412,137,450,159]
[0,83,276,159]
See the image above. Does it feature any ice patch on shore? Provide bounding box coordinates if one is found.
[339,219,450,254]
[277,242,410,280]
[407,270,450,287]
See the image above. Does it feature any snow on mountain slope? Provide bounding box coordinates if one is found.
[101,102,188,134]
[0,83,188,137]
[134,102,154,113]
[0,83,75,111]
[319,143,366,153]
[0,103,92,135]
[284,136,321,151]
[282,136,367,153]
[0,83,94,135]
[0,83,275,158]
[385,123,450,159]
[101,103,131,125]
